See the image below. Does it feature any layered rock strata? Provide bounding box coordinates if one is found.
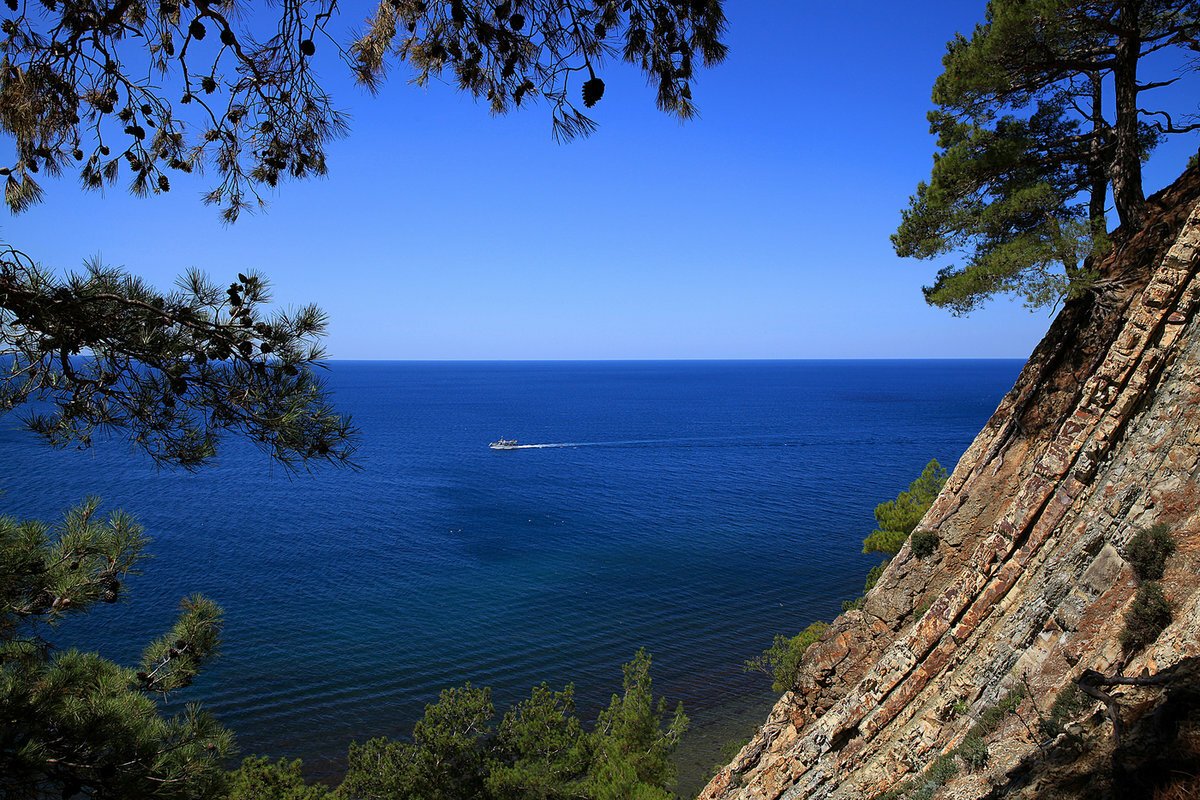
[700,168,1200,800]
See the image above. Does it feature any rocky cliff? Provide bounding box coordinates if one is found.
[700,167,1200,800]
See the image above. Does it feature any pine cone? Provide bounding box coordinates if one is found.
[582,77,605,108]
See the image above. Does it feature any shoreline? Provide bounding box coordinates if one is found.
[672,687,780,799]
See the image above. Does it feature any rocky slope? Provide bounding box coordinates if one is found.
[700,167,1200,800]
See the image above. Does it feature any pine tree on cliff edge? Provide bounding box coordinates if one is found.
[895,0,1200,315]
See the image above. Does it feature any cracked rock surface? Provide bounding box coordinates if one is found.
[700,167,1200,800]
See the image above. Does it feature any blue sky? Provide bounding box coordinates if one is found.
[6,2,1198,359]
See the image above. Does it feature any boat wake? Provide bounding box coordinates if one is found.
[498,437,735,449]
[493,434,921,451]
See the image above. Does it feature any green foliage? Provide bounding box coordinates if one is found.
[957,734,989,770]
[341,684,494,800]
[926,753,960,786]
[871,687,1029,799]
[897,0,1200,313]
[744,622,829,693]
[226,757,333,800]
[845,461,947,613]
[879,753,961,800]
[1037,683,1090,741]
[339,650,685,800]
[872,686,1026,799]
[0,502,233,800]
[863,460,948,556]
[1125,523,1176,581]
[487,683,588,799]
[968,685,1026,742]
[910,531,939,558]
[863,561,887,593]
[861,529,910,557]
[844,460,947,616]
[0,249,357,470]
[0,0,727,216]
[894,103,1102,315]
[587,649,687,799]
[1120,581,1173,654]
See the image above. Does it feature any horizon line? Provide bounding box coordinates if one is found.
[317,356,1030,362]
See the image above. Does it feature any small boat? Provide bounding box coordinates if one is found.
[489,438,519,450]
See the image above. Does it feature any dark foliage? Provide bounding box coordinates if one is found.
[0,0,727,218]
[910,531,939,558]
[896,0,1200,313]
[339,649,686,800]
[1125,523,1177,581]
[1037,683,1090,741]
[0,501,233,800]
[1121,581,1173,654]
[0,245,357,470]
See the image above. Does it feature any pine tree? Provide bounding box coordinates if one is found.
[486,684,589,799]
[337,652,686,800]
[0,0,728,218]
[0,500,234,800]
[896,0,1200,313]
[861,460,948,557]
[584,649,687,800]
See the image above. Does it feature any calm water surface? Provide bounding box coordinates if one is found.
[0,360,1022,784]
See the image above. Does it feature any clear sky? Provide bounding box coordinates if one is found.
[6,2,1198,360]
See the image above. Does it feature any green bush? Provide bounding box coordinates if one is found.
[1037,683,1090,740]
[338,650,686,800]
[225,757,332,800]
[1125,523,1176,581]
[843,563,889,611]
[848,461,946,617]
[861,528,910,557]
[968,686,1026,741]
[1120,581,1173,653]
[957,734,989,770]
[863,561,887,592]
[874,461,947,537]
[907,754,960,800]
[744,622,830,692]
[910,531,938,558]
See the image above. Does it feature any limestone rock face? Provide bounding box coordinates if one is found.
[700,169,1200,800]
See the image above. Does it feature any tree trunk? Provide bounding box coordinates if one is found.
[1111,0,1147,231]
[1088,72,1108,234]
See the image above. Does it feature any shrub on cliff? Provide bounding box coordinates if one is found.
[744,622,830,693]
[910,531,939,558]
[843,460,947,611]
[1120,582,1173,654]
[861,460,948,557]
[1037,684,1090,742]
[1126,524,1176,581]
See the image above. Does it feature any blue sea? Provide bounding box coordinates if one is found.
[0,360,1022,789]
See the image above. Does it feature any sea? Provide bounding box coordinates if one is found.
[0,359,1024,795]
